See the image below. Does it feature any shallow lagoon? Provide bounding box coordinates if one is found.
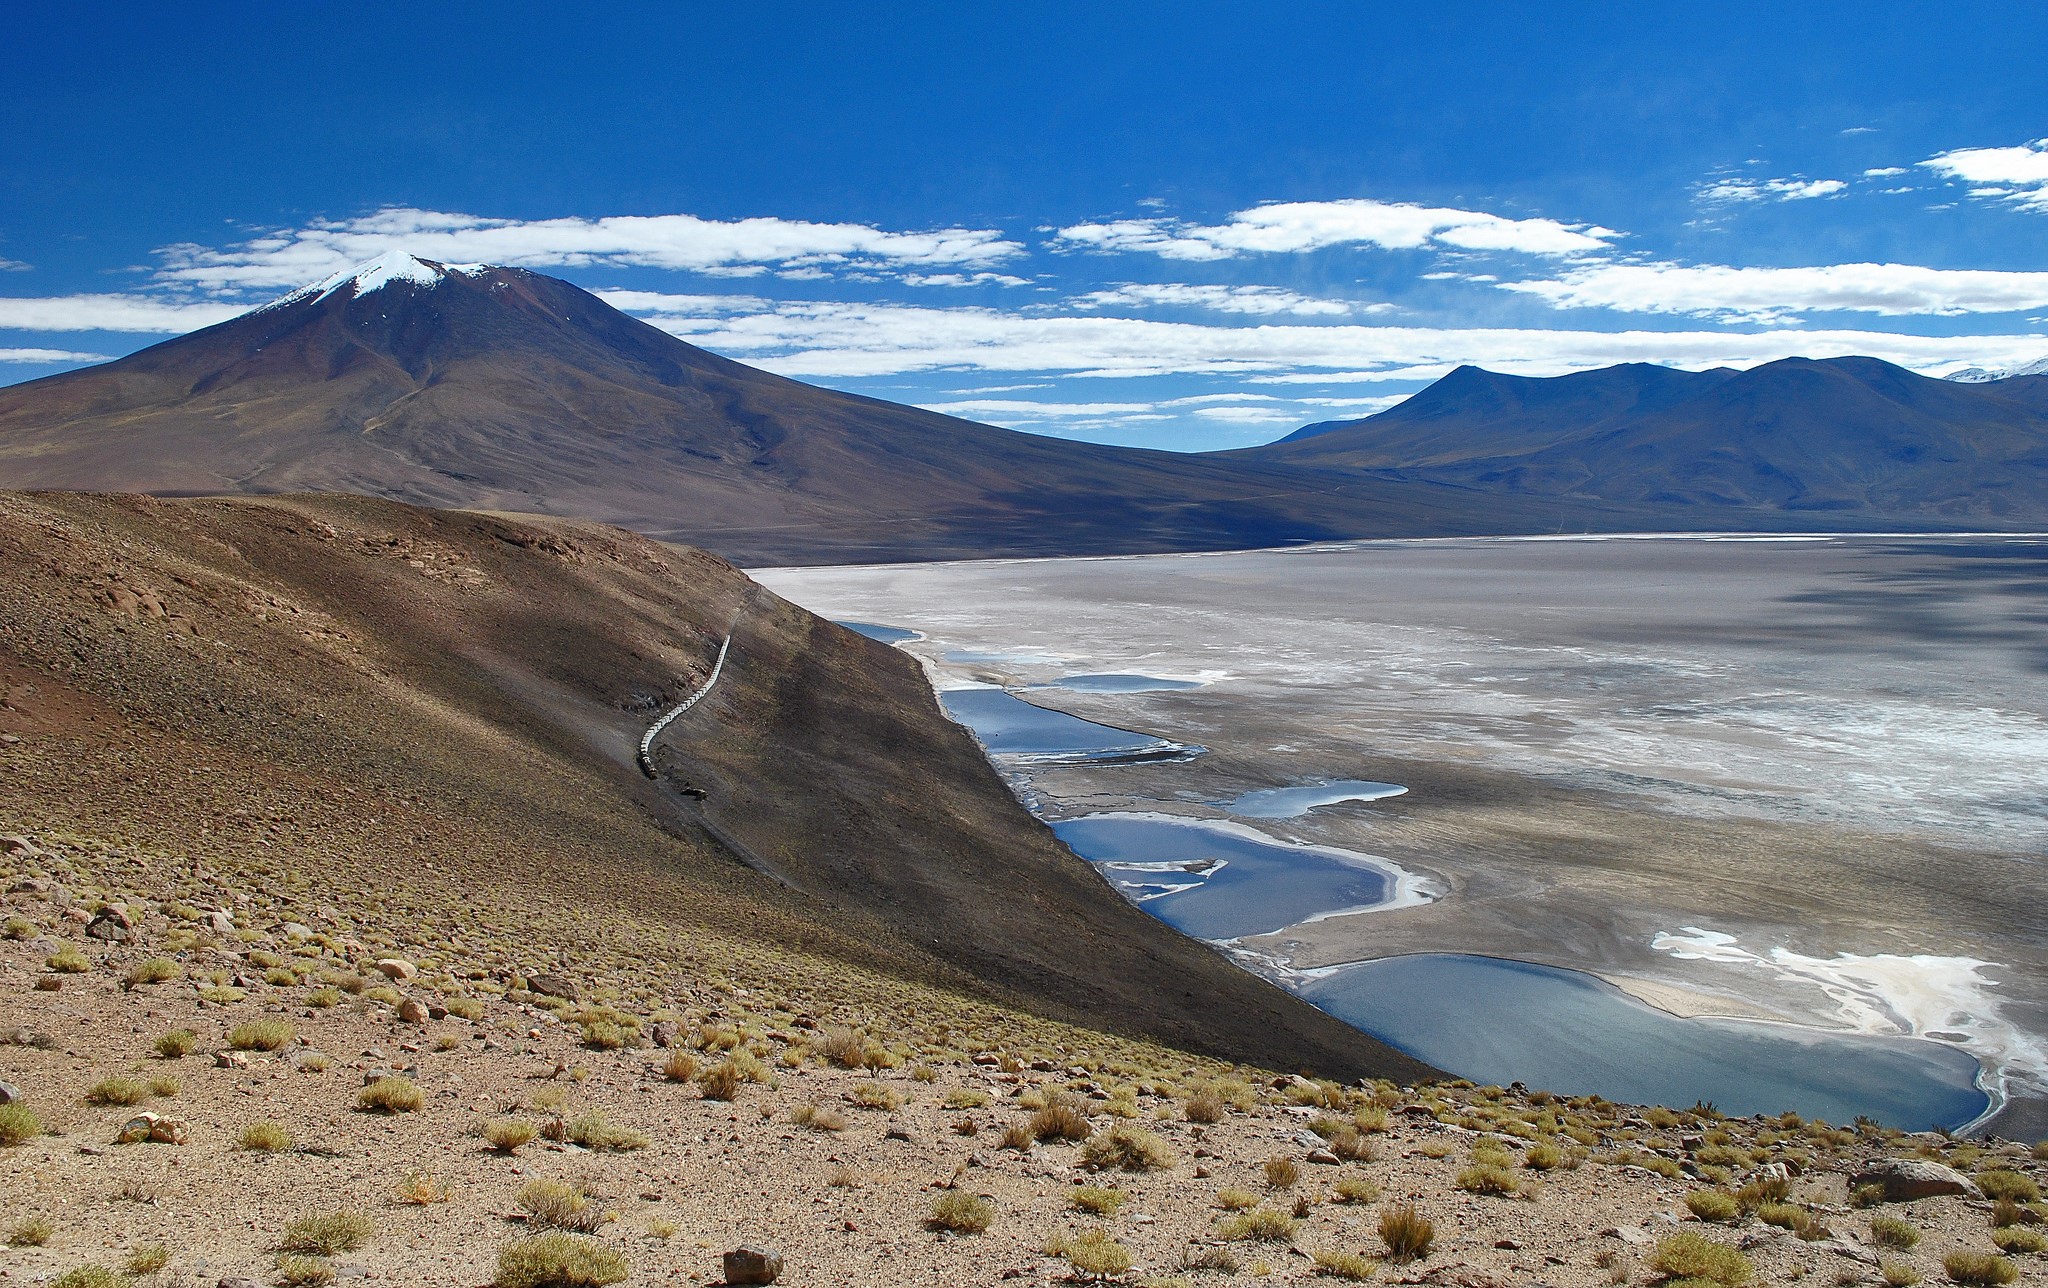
[1299,953,1990,1130]
[938,688,1199,763]
[1052,813,1405,940]
[1034,673,1203,693]
[1228,779,1408,819]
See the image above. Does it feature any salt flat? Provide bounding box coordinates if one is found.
[761,535,2048,1134]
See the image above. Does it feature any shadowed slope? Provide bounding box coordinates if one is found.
[0,490,1430,1079]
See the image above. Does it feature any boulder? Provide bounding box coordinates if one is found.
[0,1081,19,1104]
[8,877,46,895]
[1848,1157,1983,1202]
[722,1245,784,1285]
[527,972,577,1000]
[397,998,429,1025]
[375,958,418,981]
[204,910,236,935]
[85,907,135,942]
[648,1020,678,1049]
[0,835,39,857]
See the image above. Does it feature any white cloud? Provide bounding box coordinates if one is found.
[1699,177,1848,203]
[1072,283,1363,316]
[901,271,1031,287]
[1188,405,1298,424]
[917,398,1155,420]
[0,259,29,272]
[1500,261,2048,323]
[1863,167,1909,177]
[1056,198,1615,261]
[152,207,1025,293]
[0,294,246,333]
[0,347,111,364]
[1920,138,2048,211]
[608,292,2048,382]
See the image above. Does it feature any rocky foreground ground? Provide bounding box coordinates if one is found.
[3,829,2044,1288]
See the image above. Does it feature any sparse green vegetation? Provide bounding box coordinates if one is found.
[0,1103,45,1146]
[1312,1247,1380,1280]
[124,958,181,987]
[486,1118,538,1153]
[518,1179,602,1233]
[1081,1122,1175,1172]
[565,1111,647,1151]
[279,1210,373,1255]
[1870,1216,1920,1251]
[241,1120,293,1152]
[358,1076,423,1113]
[496,1234,629,1288]
[1332,1175,1380,1204]
[49,1268,123,1288]
[1649,1231,1751,1286]
[1991,1227,2045,1255]
[1070,1185,1128,1215]
[124,1244,170,1275]
[146,1073,180,1097]
[153,1028,197,1058]
[1881,1261,1922,1287]
[1978,1170,2041,1203]
[1264,1155,1301,1189]
[84,1076,147,1106]
[695,1060,744,1101]
[275,1255,334,1286]
[1686,1190,1741,1222]
[1029,1092,1092,1143]
[46,944,89,973]
[943,1087,989,1110]
[1054,1227,1133,1279]
[926,1190,993,1234]
[228,1019,295,1051]
[7,1215,54,1246]
[845,1080,903,1111]
[1218,1205,1296,1242]
[1942,1251,2018,1286]
[1378,1204,1433,1264]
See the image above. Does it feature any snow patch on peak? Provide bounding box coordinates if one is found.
[259,252,493,311]
[1945,355,2048,382]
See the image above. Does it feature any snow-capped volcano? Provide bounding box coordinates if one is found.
[269,250,491,308]
[1945,355,2048,383]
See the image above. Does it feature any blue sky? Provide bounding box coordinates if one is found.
[5,1,2047,449]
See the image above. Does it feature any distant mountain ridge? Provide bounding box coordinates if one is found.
[1946,355,2048,383]
[1241,357,2048,524]
[1,253,2045,557]
[0,253,1565,564]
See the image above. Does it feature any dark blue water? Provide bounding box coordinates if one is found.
[1051,814,1399,940]
[1229,780,1408,818]
[837,621,919,644]
[1035,673,1204,693]
[938,689,1200,763]
[1299,953,1989,1131]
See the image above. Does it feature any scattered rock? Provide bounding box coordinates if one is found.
[8,877,46,894]
[1306,1148,1341,1165]
[214,1051,250,1069]
[204,910,236,935]
[219,1279,264,1288]
[0,1081,20,1104]
[527,972,576,1000]
[397,999,429,1025]
[426,1004,448,1021]
[648,1020,678,1048]
[1848,1158,1982,1202]
[0,835,39,857]
[722,1245,784,1284]
[115,1111,186,1144]
[375,958,418,980]
[280,922,314,939]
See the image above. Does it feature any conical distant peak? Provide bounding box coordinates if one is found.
[296,251,491,304]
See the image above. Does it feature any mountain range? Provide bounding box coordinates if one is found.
[0,252,2044,560]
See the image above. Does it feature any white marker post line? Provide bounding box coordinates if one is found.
[637,634,733,776]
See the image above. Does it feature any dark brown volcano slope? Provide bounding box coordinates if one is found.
[0,490,1429,1080]
[0,256,1548,564]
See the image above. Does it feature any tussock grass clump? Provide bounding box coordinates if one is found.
[1869,1215,1919,1250]
[49,1269,123,1288]
[1649,1231,1751,1286]
[1757,1202,1829,1241]
[1734,1175,1789,1212]
[944,1087,990,1110]
[790,1102,847,1132]
[579,1021,625,1051]
[1265,1156,1302,1189]
[1312,1247,1380,1280]
[1977,1170,2041,1203]
[275,1255,334,1286]
[1942,1251,2018,1286]
[2,916,35,940]
[1454,1163,1521,1197]
[396,1170,452,1204]
[358,1076,423,1113]
[153,1028,197,1058]
[1332,1176,1380,1204]
[926,1191,993,1234]
[306,986,342,1008]
[240,1120,293,1152]
[1687,1190,1741,1222]
[146,1073,180,1097]
[46,944,89,973]
[496,1233,629,1288]
[485,1119,538,1153]
[566,1111,647,1152]
[84,1076,148,1106]
[1184,1092,1228,1123]
[1378,1204,1434,1264]
[0,1103,43,1146]
[229,1019,295,1051]
[518,1179,602,1233]
[1991,1227,2046,1255]
[1070,1185,1128,1215]
[1218,1205,1297,1242]
[1880,1260,1921,1286]
[1030,1093,1093,1144]
[124,958,181,987]
[123,1245,170,1275]
[279,1209,373,1255]
[1081,1122,1175,1172]
[7,1214,54,1246]
[845,1081,903,1111]
[1052,1227,1132,1279]
[659,1050,697,1083]
[1217,1187,1261,1210]
[695,1061,745,1101]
